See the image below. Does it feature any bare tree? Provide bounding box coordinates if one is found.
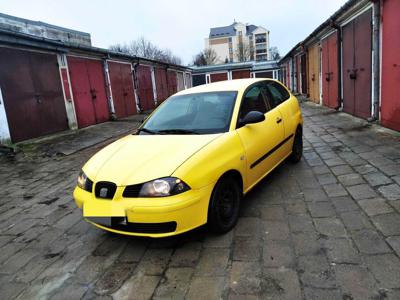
[269,46,281,60]
[191,48,218,66]
[235,42,253,62]
[109,37,182,65]
[203,48,218,65]
[192,52,207,66]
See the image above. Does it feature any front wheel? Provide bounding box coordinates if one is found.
[207,176,241,234]
[289,129,303,163]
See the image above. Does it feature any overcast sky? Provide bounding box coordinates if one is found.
[0,0,348,64]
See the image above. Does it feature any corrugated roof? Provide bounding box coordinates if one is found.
[0,12,90,36]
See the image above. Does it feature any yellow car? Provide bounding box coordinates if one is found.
[73,78,303,237]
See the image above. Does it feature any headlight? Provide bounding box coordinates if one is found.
[77,171,93,192]
[138,177,190,197]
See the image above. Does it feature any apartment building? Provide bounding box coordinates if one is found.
[204,21,270,64]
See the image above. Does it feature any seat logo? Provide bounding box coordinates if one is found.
[99,187,108,198]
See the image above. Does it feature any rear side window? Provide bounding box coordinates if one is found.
[266,81,290,108]
[239,86,268,119]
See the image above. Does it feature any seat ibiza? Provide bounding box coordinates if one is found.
[73,78,303,237]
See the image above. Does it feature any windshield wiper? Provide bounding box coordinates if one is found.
[137,128,159,135]
[157,129,200,135]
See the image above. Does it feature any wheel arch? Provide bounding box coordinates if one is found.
[296,124,302,134]
[218,169,244,195]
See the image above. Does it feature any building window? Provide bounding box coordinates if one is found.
[255,33,266,43]
[229,37,232,42]
[229,47,233,53]
[256,54,268,61]
[238,31,242,36]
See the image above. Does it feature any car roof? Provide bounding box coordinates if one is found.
[175,78,275,95]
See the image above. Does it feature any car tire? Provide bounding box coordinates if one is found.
[289,128,303,163]
[207,176,241,234]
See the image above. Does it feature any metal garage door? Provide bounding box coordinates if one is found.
[0,47,68,142]
[177,72,185,91]
[255,71,273,78]
[154,67,169,103]
[167,70,177,96]
[193,74,206,87]
[307,43,320,103]
[342,9,372,119]
[68,56,110,128]
[185,73,192,88]
[136,65,155,111]
[232,70,251,79]
[210,72,228,82]
[321,32,339,109]
[108,61,137,118]
[380,0,400,131]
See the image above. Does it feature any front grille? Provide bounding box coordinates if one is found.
[95,181,117,199]
[122,183,143,197]
[88,217,177,234]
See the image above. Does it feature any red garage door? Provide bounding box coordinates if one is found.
[381,0,400,131]
[232,70,251,79]
[167,70,177,96]
[154,67,169,103]
[321,32,339,109]
[108,61,137,118]
[255,71,273,78]
[136,65,155,111]
[210,72,228,82]
[342,9,372,119]
[67,56,110,128]
[0,47,68,142]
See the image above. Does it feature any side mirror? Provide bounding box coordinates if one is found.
[239,111,265,127]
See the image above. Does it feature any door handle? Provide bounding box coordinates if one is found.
[349,69,357,80]
[276,117,282,124]
[325,72,330,82]
[35,94,42,104]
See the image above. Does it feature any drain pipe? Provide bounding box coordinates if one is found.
[371,0,381,121]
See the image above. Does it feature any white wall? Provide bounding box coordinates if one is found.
[0,87,11,143]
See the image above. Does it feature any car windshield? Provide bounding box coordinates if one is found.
[139,91,237,135]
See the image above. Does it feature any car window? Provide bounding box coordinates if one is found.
[239,85,268,119]
[141,91,237,134]
[266,81,290,108]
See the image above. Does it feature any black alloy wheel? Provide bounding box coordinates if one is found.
[208,176,241,233]
[289,128,303,163]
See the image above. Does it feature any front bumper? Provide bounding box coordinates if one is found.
[73,183,213,237]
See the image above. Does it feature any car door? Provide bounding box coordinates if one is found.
[235,83,285,188]
[265,81,296,155]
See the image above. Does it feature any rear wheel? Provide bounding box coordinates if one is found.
[289,128,303,163]
[207,176,241,234]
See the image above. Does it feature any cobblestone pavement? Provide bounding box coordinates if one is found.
[1,102,400,300]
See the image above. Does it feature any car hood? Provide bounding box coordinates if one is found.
[83,134,221,186]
